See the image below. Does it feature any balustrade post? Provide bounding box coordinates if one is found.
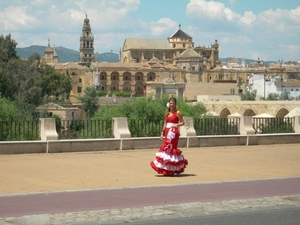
[180,116,196,136]
[293,116,300,133]
[112,117,131,138]
[239,116,255,135]
[39,118,58,141]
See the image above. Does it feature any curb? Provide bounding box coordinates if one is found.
[1,195,300,225]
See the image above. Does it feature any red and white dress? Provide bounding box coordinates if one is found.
[150,110,188,176]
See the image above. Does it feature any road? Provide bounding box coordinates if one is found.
[103,206,300,225]
[0,144,300,225]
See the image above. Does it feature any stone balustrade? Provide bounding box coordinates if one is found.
[0,116,299,154]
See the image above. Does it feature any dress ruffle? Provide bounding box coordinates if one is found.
[150,127,188,176]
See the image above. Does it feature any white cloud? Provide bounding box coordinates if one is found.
[185,0,300,60]
[0,5,38,31]
[240,11,256,25]
[187,0,239,22]
[1,0,299,61]
[150,18,177,36]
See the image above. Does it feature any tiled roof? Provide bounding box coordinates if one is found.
[52,62,87,70]
[178,48,201,58]
[169,29,192,39]
[274,79,300,88]
[123,38,171,50]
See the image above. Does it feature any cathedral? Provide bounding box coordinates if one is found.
[45,15,259,103]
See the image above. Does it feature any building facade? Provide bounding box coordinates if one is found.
[43,17,300,103]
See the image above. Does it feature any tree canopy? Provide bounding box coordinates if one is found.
[0,34,72,107]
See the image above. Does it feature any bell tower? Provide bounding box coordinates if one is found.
[79,14,94,65]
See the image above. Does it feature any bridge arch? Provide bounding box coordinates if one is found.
[275,107,289,118]
[220,107,231,118]
[243,109,256,116]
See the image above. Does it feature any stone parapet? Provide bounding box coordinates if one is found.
[39,118,58,141]
[1,134,300,154]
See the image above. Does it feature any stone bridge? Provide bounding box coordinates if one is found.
[203,101,300,118]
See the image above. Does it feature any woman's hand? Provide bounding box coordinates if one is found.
[160,131,164,140]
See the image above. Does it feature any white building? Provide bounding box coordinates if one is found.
[248,74,300,99]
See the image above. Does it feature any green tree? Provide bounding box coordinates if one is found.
[0,34,20,99]
[94,95,207,121]
[0,96,22,121]
[40,64,72,101]
[240,90,256,101]
[78,86,99,119]
[267,93,280,100]
[0,34,18,63]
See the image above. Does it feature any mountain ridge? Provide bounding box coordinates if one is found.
[16,45,120,63]
[16,45,275,64]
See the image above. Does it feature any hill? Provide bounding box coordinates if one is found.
[16,45,275,64]
[16,45,120,62]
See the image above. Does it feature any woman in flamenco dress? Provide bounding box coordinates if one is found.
[150,97,188,176]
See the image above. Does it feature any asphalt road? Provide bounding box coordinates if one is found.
[103,206,300,225]
[1,178,300,218]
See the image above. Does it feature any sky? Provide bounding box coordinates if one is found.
[1,0,300,61]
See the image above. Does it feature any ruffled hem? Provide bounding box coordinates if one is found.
[155,151,186,166]
[159,145,182,155]
[150,160,187,176]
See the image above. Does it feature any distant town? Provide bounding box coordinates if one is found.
[15,15,300,106]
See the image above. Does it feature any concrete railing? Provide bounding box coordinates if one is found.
[39,118,58,141]
[0,116,300,154]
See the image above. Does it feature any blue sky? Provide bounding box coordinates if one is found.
[1,0,299,61]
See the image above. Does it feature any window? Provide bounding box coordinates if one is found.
[79,78,82,83]
[101,76,104,80]
[149,76,152,81]
[192,66,195,71]
[183,44,185,48]
[291,89,293,91]
[183,66,186,70]
[77,87,82,93]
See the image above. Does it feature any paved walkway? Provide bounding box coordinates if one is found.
[1,144,300,224]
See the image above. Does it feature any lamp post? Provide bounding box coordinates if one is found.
[280,74,284,100]
[264,70,267,99]
[280,74,283,93]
